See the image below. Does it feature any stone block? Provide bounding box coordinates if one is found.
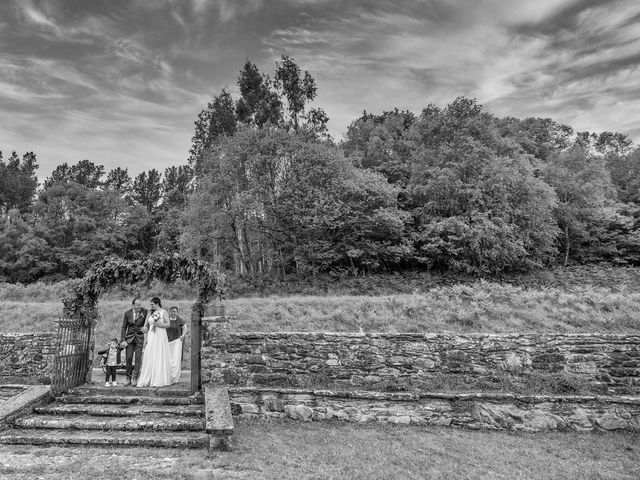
[523,411,565,431]
[532,353,566,372]
[204,386,234,437]
[284,404,313,421]
[503,353,524,372]
[596,414,628,430]
[567,407,593,431]
[239,403,259,414]
[566,362,598,374]
[262,395,284,412]
[472,403,524,429]
[388,415,411,425]
[357,414,375,423]
[333,410,348,420]
[429,417,452,426]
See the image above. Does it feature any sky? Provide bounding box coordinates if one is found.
[1,0,639,180]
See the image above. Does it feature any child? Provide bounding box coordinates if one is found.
[98,338,122,387]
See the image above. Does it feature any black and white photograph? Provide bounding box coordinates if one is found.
[0,0,639,478]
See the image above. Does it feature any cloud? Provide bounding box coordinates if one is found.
[191,0,210,13]
[260,0,640,141]
[18,0,62,35]
[171,9,188,29]
[1,0,639,181]
[186,0,265,22]
[0,1,210,177]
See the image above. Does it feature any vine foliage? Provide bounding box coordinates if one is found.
[62,254,225,322]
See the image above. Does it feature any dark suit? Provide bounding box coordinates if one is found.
[120,307,148,382]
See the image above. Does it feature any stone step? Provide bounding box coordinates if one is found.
[58,394,203,406]
[71,385,196,398]
[14,413,205,432]
[34,403,204,417]
[0,428,210,449]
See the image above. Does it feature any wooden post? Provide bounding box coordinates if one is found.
[84,319,96,385]
[191,302,202,394]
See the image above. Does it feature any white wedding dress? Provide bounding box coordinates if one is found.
[136,310,173,388]
[168,338,183,382]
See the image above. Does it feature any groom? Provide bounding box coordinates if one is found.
[120,297,147,386]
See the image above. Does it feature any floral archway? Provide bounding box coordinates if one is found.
[62,253,225,321]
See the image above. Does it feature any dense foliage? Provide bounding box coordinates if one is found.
[1,55,639,284]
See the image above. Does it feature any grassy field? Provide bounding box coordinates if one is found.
[1,280,639,373]
[6,282,640,333]
[2,280,639,338]
[0,419,638,479]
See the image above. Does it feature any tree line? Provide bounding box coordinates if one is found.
[1,56,639,283]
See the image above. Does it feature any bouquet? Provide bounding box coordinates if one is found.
[150,311,161,332]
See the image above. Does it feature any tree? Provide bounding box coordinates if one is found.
[44,159,105,189]
[274,55,328,136]
[188,90,237,175]
[592,203,640,265]
[342,109,416,187]
[155,165,194,253]
[497,117,573,162]
[271,141,410,274]
[162,165,193,207]
[182,127,288,274]
[132,169,162,213]
[542,143,617,265]
[0,210,57,282]
[188,56,328,175]
[407,98,559,273]
[274,55,317,132]
[0,151,39,215]
[235,59,282,128]
[612,148,640,204]
[181,127,409,276]
[593,131,634,157]
[105,167,132,196]
[32,181,150,279]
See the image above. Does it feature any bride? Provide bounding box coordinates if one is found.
[136,297,177,388]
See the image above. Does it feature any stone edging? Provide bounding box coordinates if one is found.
[0,385,51,427]
[229,387,640,405]
[229,332,640,340]
[228,387,640,432]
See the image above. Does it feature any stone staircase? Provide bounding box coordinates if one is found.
[0,385,213,449]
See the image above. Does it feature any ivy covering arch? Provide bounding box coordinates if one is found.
[62,253,225,321]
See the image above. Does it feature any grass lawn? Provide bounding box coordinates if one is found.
[0,419,638,479]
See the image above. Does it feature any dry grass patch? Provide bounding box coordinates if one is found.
[1,281,639,367]
[228,281,640,333]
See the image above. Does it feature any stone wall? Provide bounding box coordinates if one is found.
[229,387,640,432]
[202,331,640,394]
[0,333,56,384]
